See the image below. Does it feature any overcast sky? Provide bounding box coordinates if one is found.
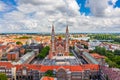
[0,0,120,33]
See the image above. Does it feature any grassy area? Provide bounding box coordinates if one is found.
[15,36,32,39]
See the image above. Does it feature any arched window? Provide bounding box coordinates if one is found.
[56,68,67,80]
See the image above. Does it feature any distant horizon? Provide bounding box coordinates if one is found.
[1,31,120,34]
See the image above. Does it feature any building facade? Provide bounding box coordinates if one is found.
[0,62,99,80]
[48,25,69,59]
[7,51,19,61]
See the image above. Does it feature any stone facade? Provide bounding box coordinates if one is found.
[48,25,69,59]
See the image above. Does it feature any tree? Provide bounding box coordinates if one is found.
[69,53,74,56]
[105,58,117,67]
[37,46,50,59]
[84,45,88,49]
[92,34,120,43]
[15,36,32,39]
[16,41,23,45]
[114,50,120,55]
[94,46,106,55]
[0,73,7,80]
[106,52,114,59]
[113,56,120,65]
[93,46,120,68]
[44,70,54,77]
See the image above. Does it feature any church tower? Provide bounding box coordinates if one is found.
[65,25,69,55]
[48,25,70,59]
[51,25,55,52]
[48,25,55,59]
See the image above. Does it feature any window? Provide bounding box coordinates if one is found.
[22,69,27,75]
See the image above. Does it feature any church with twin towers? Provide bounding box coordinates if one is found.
[48,25,70,59]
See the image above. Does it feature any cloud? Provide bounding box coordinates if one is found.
[105,6,120,17]
[86,0,120,17]
[0,1,16,13]
[0,0,120,33]
[110,0,118,5]
[0,1,7,11]
[1,0,81,32]
[86,0,108,17]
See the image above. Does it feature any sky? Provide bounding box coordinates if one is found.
[0,0,120,33]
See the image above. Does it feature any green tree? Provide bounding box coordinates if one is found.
[91,34,120,43]
[92,46,120,68]
[105,58,117,67]
[113,56,120,65]
[16,41,23,45]
[69,53,74,56]
[15,36,32,39]
[44,70,54,77]
[37,46,50,59]
[0,73,7,80]
[105,52,114,60]
[94,46,106,55]
[114,50,120,55]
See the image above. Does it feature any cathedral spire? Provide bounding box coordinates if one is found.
[65,25,69,53]
[51,24,55,38]
[52,24,54,33]
[66,25,69,33]
[51,24,55,52]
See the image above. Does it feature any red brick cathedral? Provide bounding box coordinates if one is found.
[48,25,69,59]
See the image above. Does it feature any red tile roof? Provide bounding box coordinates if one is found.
[15,64,41,71]
[0,45,7,49]
[0,61,13,68]
[41,77,54,80]
[91,53,105,59]
[40,65,86,72]
[0,62,99,72]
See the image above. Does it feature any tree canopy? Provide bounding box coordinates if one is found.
[37,46,50,59]
[91,46,120,68]
[15,36,32,39]
[16,41,23,45]
[89,34,120,44]
[0,73,7,80]
[44,70,54,77]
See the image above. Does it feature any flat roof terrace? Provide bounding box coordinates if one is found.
[41,56,80,66]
